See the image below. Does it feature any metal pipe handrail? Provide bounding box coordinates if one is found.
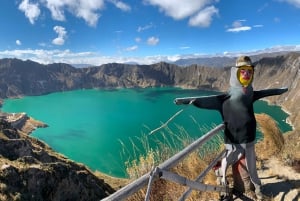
[101,123,225,201]
[178,149,226,200]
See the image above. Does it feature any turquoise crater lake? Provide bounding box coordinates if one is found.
[2,88,292,178]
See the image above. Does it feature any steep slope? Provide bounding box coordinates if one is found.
[253,53,300,130]
[0,117,115,201]
[0,52,299,200]
[0,53,299,127]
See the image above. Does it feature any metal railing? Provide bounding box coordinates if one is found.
[102,123,225,201]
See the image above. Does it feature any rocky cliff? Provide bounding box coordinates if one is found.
[0,52,299,200]
[1,53,298,127]
[253,53,300,130]
[0,117,115,201]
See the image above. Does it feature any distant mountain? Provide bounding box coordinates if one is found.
[124,61,140,65]
[0,52,299,129]
[174,56,236,67]
[70,63,93,68]
[173,51,293,67]
[0,52,299,200]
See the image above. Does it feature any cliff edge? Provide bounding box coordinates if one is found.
[0,117,115,201]
[0,52,299,200]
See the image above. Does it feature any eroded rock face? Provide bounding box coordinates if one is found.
[0,119,115,201]
[0,53,299,200]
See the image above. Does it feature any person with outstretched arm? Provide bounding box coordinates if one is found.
[174,56,288,201]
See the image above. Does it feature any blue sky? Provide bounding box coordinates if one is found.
[1,0,300,65]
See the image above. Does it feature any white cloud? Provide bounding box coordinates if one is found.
[52,26,67,45]
[180,46,191,50]
[227,26,251,32]
[144,0,212,19]
[44,0,66,21]
[137,23,154,32]
[0,49,164,65]
[232,20,244,27]
[144,0,218,27]
[40,0,130,27]
[226,20,252,32]
[280,0,300,8]
[73,0,105,27]
[257,3,269,12]
[1,45,300,65]
[125,45,138,51]
[44,0,105,27]
[135,37,142,43]
[147,37,159,46]
[16,40,22,46]
[108,0,131,12]
[18,0,41,24]
[188,6,218,27]
[17,0,117,27]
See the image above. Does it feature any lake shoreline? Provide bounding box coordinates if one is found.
[0,87,293,178]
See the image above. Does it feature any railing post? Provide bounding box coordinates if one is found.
[101,124,225,201]
[179,149,226,201]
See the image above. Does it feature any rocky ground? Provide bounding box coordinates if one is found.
[0,116,115,201]
[0,53,299,200]
[101,113,300,201]
[258,158,300,201]
[231,158,300,201]
[0,114,298,201]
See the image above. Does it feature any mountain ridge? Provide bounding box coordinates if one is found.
[0,115,115,200]
[0,53,299,128]
[0,52,299,200]
[172,51,294,67]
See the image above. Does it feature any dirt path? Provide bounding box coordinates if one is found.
[259,158,299,201]
[232,158,299,201]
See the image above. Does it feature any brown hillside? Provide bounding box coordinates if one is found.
[0,52,299,200]
[0,118,115,201]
